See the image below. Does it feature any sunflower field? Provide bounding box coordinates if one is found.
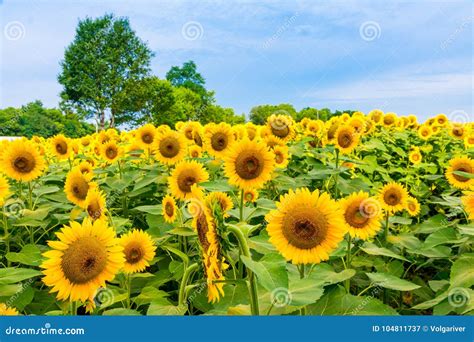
[0,110,473,317]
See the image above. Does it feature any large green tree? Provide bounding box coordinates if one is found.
[58,14,153,129]
[166,61,214,104]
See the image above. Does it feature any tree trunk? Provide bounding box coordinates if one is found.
[110,113,115,128]
[100,111,105,131]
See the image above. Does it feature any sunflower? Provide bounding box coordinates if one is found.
[378,182,409,214]
[305,120,324,137]
[155,130,187,165]
[409,149,422,164]
[78,161,94,175]
[464,134,474,149]
[65,168,95,208]
[243,188,259,203]
[162,194,177,223]
[223,138,275,190]
[101,141,122,164]
[267,114,295,142]
[265,188,345,264]
[461,192,474,220]
[0,175,10,206]
[348,117,366,134]
[206,192,233,217]
[368,109,384,124]
[408,115,418,127]
[0,303,19,316]
[192,202,225,303]
[41,218,124,302]
[339,192,382,240]
[119,229,156,274]
[406,196,421,216]
[450,124,465,139]
[445,157,474,190]
[273,145,289,168]
[2,140,46,182]
[188,145,202,158]
[51,134,71,159]
[203,123,235,158]
[335,125,359,154]
[136,124,157,149]
[84,187,107,221]
[168,160,209,200]
[245,123,259,140]
[383,113,398,127]
[418,125,432,140]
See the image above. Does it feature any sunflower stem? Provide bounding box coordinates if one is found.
[27,182,33,210]
[344,234,352,293]
[178,263,198,307]
[227,224,259,315]
[239,189,244,222]
[334,149,340,199]
[70,301,77,315]
[2,208,10,267]
[383,212,390,245]
[126,273,132,309]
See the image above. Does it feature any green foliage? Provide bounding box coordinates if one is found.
[166,61,213,104]
[249,103,297,125]
[0,101,94,138]
[58,13,153,128]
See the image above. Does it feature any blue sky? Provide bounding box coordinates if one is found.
[0,0,472,121]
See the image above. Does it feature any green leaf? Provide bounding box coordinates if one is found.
[413,214,450,234]
[5,244,43,266]
[307,264,356,286]
[450,256,474,288]
[133,205,161,215]
[361,243,408,262]
[147,300,187,315]
[288,278,325,306]
[423,228,461,248]
[200,180,235,192]
[366,272,421,291]
[0,268,42,285]
[133,286,169,306]
[103,308,141,316]
[240,253,288,292]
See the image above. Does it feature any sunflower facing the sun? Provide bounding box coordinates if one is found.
[41,218,124,302]
[339,191,382,240]
[162,194,177,223]
[378,182,409,214]
[265,188,345,264]
[65,168,96,208]
[119,229,156,274]
[168,160,209,200]
[51,134,71,160]
[84,187,107,221]
[155,130,187,165]
[445,156,474,190]
[203,123,235,158]
[223,138,275,190]
[334,125,359,154]
[2,140,46,182]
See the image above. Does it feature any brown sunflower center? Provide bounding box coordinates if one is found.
[384,189,401,206]
[196,212,210,252]
[271,124,290,138]
[453,127,464,137]
[337,131,353,148]
[106,147,118,159]
[193,132,203,147]
[61,237,107,284]
[177,172,197,193]
[344,201,370,229]
[235,153,263,180]
[56,141,68,155]
[282,213,328,249]
[159,137,180,158]
[453,164,472,182]
[13,155,36,173]
[184,128,193,140]
[124,243,144,264]
[87,201,102,220]
[165,201,174,217]
[275,152,284,164]
[72,178,89,200]
[142,133,153,144]
[211,133,228,151]
[408,202,417,212]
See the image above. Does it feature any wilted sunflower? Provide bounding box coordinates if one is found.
[244,188,259,203]
[155,131,187,165]
[206,191,233,217]
[162,194,177,223]
[267,114,295,142]
[203,123,235,158]
[192,202,225,303]
[265,188,345,264]
[461,192,474,220]
[273,145,289,168]
[65,168,95,208]
[340,192,382,240]
[445,156,474,190]
[0,303,19,316]
[41,218,124,302]
[84,187,106,221]
[335,125,359,154]
[223,138,275,190]
[409,149,422,164]
[418,125,432,140]
[0,175,10,206]
[51,134,70,159]
[136,124,157,149]
[101,141,122,164]
[406,196,421,217]
[168,160,209,200]
[2,140,46,182]
[378,182,409,214]
[119,229,156,274]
